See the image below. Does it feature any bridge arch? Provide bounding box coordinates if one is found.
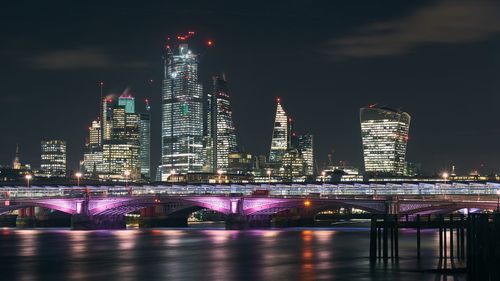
[243,198,385,216]
[400,201,497,215]
[0,201,77,215]
[89,196,232,216]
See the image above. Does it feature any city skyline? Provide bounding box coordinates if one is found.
[2,1,500,175]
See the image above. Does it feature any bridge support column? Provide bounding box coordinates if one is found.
[385,198,400,215]
[16,207,36,228]
[225,198,249,230]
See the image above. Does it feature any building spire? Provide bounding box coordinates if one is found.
[269,98,289,164]
[12,143,21,169]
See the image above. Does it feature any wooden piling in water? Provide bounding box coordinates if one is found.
[449,214,454,259]
[394,215,399,259]
[383,215,388,262]
[439,220,443,259]
[369,216,377,262]
[416,214,421,259]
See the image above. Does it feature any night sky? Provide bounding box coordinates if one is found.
[2,0,500,175]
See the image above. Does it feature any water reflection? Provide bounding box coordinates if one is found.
[300,230,315,281]
[0,227,463,281]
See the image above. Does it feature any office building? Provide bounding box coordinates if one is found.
[293,134,314,176]
[227,152,254,175]
[278,148,306,181]
[208,74,238,172]
[160,43,204,179]
[139,109,151,180]
[360,106,411,175]
[40,140,67,177]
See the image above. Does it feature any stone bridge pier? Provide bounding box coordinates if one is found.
[224,198,273,230]
[224,198,314,229]
[16,207,36,228]
[70,198,126,230]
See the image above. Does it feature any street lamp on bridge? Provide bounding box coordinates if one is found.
[442,172,449,184]
[25,174,32,188]
[75,172,82,187]
[267,169,272,184]
[304,200,311,207]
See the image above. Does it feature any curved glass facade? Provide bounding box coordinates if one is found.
[360,106,410,175]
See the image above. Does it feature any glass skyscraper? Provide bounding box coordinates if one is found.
[40,140,66,177]
[360,106,411,175]
[160,43,204,179]
[269,98,290,164]
[293,134,314,176]
[139,111,151,179]
[208,74,238,172]
[82,120,103,178]
[118,90,136,114]
[102,94,141,181]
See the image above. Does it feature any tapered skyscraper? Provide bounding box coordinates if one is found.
[208,74,238,171]
[360,106,410,175]
[269,98,290,164]
[160,43,204,179]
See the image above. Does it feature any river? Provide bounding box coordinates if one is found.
[0,224,463,281]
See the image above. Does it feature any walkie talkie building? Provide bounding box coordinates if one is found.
[360,106,410,175]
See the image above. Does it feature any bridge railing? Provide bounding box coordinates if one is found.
[0,183,499,199]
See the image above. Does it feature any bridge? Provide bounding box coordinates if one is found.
[1,182,499,229]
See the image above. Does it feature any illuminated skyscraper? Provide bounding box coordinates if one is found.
[293,134,314,176]
[101,98,113,141]
[360,106,411,175]
[40,140,66,177]
[82,120,103,177]
[139,101,151,180]
[118,89,135,113]
[160,43,204,178]
[269,98,290,164]
[278,148,306,181]
[208,74,238,171]
[102,93,141,181]
[88,120,101,147]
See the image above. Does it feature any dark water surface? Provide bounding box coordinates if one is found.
[0,225,463,281]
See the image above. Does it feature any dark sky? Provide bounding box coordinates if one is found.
[2,0,500,175]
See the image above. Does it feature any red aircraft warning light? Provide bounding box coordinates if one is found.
[207,39,214,46]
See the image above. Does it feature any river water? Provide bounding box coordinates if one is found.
[0,224,463,281]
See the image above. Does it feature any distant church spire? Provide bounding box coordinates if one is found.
[12,143,21,169]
